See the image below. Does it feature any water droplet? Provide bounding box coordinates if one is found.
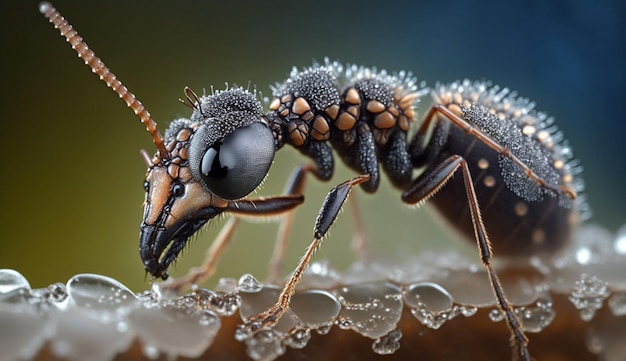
[238,285,297,334]
[283,328,311,349]
[235,324,252,342]
[336,317,353,330]
[608,292,626,316]
[245,329,285,361]
[0,299,55,360]
[167,295,192,310]
[372,328,402,355]
[136,290,160,310]
[335,282,403,338]
[410,306,456,330]
[404,282,453,312]
[51,306,134,361]
[0,269,31,293]
[142,344,160,360]
[198,310,219,327]
[404,282,455,329]
[148,281,178,302]
[128,304,221,358]
[193,288,241,316]
[67,274,140,313]
[515,290,555,333]
[238,274,263,293]
[489,309,505,322]
[0,287,31,305]
[46,283,68,303]
[569,274,609,321]
[315,322,333,335]
[460,305,478,317]
[290,289,340,328]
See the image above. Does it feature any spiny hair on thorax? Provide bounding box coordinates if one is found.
[271,58,429,112]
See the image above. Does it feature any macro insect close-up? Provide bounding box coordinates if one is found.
[1,1,625,361]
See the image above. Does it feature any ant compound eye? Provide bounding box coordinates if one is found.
[143,180,150,192]
[190,122,275,200]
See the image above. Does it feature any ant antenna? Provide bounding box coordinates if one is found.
[39,2,168,159]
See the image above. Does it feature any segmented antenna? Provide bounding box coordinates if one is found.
[39,2,168,159]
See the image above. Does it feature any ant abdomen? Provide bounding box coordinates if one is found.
[410,81,588,257]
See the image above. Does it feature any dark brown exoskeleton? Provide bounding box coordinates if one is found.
[41,3,588,360]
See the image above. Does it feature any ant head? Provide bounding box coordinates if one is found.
[140,87,275,279]
[40,2,275,279]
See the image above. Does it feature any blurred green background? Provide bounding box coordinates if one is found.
[1,1,624,292]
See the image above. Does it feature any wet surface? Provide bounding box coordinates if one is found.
[1,223,625,361]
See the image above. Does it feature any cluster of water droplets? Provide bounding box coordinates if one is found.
[0,271,235,361]
[487,287,556,333]
[1,224,624,361]
[544,224,626,322]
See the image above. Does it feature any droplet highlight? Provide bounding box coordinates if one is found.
[569,274,610,321]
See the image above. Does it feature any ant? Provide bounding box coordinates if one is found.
[41,2,587,360]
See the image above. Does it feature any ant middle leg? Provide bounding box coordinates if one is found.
[267,164,318,283]
[241,174,370,333]
[347,193,372,262]
[402,155,531,361]
[267,163,373,282]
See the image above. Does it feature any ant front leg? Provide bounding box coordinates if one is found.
[241,174,370,333]
[402,155,531,361]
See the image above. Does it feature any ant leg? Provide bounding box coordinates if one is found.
[267,163,371,283]
[163,216,239,293]
[348,193,371,262]
[241,174,370,333]
[402,155,530,361]
[267,164,318,283]
[430,105,576,199]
